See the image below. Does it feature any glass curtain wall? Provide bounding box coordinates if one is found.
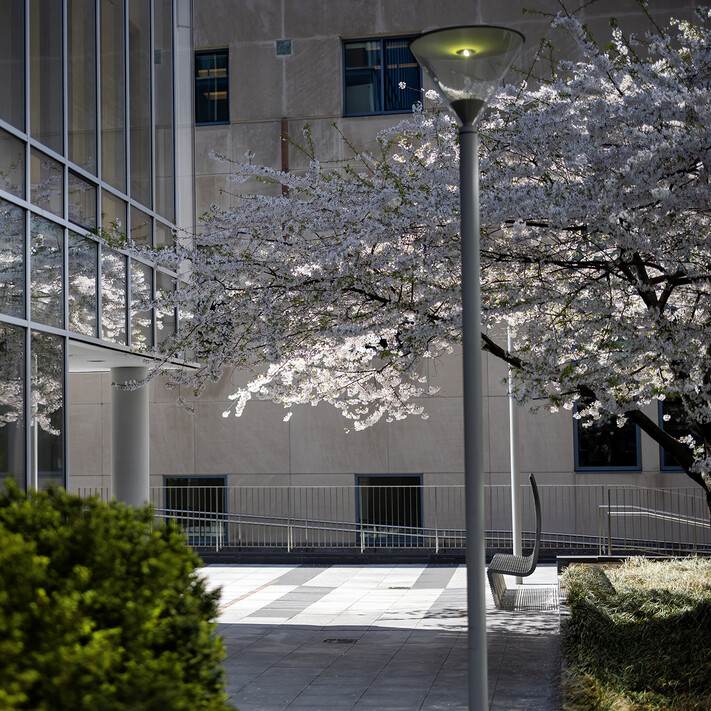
[30,0,64,155]
[0,1,25,130]
[0,199,25,318]
[0,129,26,198]
[154,0,174,221]
[101,0,126,192]
[0,0,179,491]
[0,324,25,489]
[31,331,64,490]
[129,0,152,209]
[68,0,98,174]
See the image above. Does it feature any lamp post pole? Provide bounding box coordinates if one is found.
[408,26,524,711]
[508,325,523,584]
[459,124,487,710]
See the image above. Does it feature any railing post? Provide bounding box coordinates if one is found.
[597,505,602,556]
[237,488,243,548]
[607,488,613,556]
[360,489,365,554]
[434,487,439,554]
[214,488,220,552]
[305,487,309,547]
[287,486,292,553]
[693,493,698,555]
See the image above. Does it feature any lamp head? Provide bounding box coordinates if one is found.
[410,26,525,127]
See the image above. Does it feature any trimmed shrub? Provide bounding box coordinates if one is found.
[0,483,232,711]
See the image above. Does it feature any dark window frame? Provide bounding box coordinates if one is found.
[342,36,421,117]
[658,400,693,472]
[163,475,227,545]
[195,49,229,126]
[573,405,641,472]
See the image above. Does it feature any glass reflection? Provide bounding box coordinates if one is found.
[30,0,63,155]
[30,215,63,328]
[0,128,26,199]
[68,233,98,337]
[154,0,175,220]
[155,221,175,249]
[101,190,127,236]
[101,0,126,191]
[130,206,152,247]
[69,171,97,229]
[156,270,176,344]
[68,0,98,174]
[101,247,127,343]
[0,0,24,130]
[130,259,153,348]
[0,198,25,318]
[31,330,64,491]
[0,323,25,490]
[129,0,152,207]
[31,148,64,217]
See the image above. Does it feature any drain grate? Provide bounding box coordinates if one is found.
[389,586,411,590]
[323,638,357,644]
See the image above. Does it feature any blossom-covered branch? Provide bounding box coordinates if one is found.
[135,8,711,511]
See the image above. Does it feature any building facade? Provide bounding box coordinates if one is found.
[1,1,700,532]
[160,0,699,493]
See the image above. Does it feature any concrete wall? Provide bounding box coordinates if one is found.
[68,345,692,494]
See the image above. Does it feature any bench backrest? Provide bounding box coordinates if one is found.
[528,473,541,570]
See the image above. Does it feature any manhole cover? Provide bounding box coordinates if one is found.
[323,638,357,644]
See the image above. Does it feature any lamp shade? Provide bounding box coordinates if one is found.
[409,26,524,126]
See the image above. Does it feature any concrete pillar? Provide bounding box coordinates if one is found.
[111,367,150,507]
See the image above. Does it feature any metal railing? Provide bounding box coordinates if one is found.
[146,483,711,556]
[598,486,711,555]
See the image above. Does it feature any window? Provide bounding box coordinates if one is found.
[343,37,420,116]
[659,399,694,470]
[574,402,640,471]
[356,475,422,546]
[31,331,65,491]
[164,476,226,545]
[0,324,25,489]
[195,49,228,124]
[68,232,98,337]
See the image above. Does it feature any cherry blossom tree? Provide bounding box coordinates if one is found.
[137,8,711,512]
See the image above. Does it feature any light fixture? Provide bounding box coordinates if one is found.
[410,26,524,126]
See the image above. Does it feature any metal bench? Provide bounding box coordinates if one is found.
[487,473,541,610]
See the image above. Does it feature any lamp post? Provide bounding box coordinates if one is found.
[410,26,524,710]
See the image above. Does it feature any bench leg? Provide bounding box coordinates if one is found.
[487,570,508,609]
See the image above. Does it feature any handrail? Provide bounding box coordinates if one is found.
[154,507,601,555]
[598,503,711,555]
[601,505,710,528]
[144,482,711,556]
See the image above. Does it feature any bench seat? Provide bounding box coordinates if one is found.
[487,474,541,610]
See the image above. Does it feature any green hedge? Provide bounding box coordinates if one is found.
[562,558,711,711]
[0,483,232,711]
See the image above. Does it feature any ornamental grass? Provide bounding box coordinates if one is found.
[561,557,711,711]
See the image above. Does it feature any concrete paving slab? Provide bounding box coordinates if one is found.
[204,563,562,710]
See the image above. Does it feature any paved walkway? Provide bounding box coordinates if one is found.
[200,564,562,710]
